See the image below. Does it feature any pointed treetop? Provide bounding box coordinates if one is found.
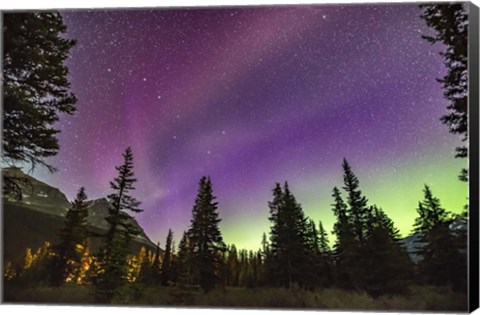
[72,186,88,204]
[318,220,330,253]
[283,181,290,194]
[413,185,450,233]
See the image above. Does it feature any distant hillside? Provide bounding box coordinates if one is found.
[400,219,467,263]
[2,167,157,264]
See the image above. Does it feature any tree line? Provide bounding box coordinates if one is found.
[2,4,470,303]
[5,150,467,302]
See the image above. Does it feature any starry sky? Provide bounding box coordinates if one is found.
[34,3,468,250]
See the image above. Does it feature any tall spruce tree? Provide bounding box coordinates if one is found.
[151,242,162,284]
[188,176,225,292]
[334,160,409,292]
[266,183,284,284]
[342,159,370,243]
[317,220,333,287]
[2,12,77,200]
[413,185,449,233]
[306,219,320,254]
[259,232,270,286]
[363,206,413,296]
[160,229,173,286]
[169,241,179,284]
[340,160,373,289]
[318,221,331,254]
[413,185,466,290]
[304,219,323,288]
[330,186,357,289]
[261,232,270,257]
[2,12,77,172]
[331,187,348,240]
[50,187,89,286]
[267,182,312,288]
[420,4,469,181]
[95,147,142,303]
[177,231,192,285]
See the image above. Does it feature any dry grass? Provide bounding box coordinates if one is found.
[3,283,94,305]
[3,282,468,312]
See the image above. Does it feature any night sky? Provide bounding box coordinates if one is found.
[35,4,467,250]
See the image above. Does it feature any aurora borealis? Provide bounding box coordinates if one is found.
[35,3,468,250]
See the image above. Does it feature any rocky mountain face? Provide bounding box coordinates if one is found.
[85,197,154,247]
[3,167,71,216]
[3,167,156,263]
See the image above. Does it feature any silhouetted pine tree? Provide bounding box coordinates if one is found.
[160,229,173,286]
[95,147,142,303]
[331,187,348,240]
[413,185,467,291]
[247,250,259,288]
[50,187,89,286]
[257,250,265,285]
[2,12,77,173]
[177,231,192,285]
[318,221,330,254]
[258,232,270,286]
[413,185,449,233]
[331,186,357,289]
[267,182,312,288]
[335,160,413,293]
[305,219,324,288]
[306,219,320,254]
[420,4,469,181]
[238,249,248,287]
[261,232,270,258]
[169,241,179,284]
[150,242,162,284]
[266,183,283,285]
[363,206,413,296]
[188,176,225,292]
[341,159,374,289]
[317,220,333,287]
[342,159,370,243]
[226,245,240,287]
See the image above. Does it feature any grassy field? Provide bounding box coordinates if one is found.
[3,282,468,311]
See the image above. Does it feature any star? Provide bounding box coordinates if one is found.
[42,5,466,252]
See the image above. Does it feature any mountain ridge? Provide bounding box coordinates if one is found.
[2,167,156,263]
